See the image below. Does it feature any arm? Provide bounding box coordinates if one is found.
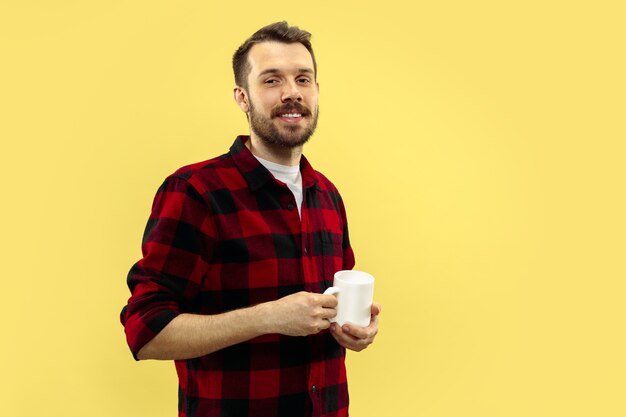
[121,176,214,359]
[138,291,339,360]
[122,177,340,360]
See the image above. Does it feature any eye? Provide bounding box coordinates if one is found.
[264,79,279,85]
[297,78,311,84]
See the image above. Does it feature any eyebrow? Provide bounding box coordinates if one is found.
[257,68,315,78]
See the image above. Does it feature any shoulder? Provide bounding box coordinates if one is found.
[313,169,345,199]
[169,152,230,180]
[162,152,239,196]
[310,169,351,216]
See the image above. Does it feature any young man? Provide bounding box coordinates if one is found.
[121,21,381,417]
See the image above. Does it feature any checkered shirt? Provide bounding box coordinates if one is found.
[121,136,355,416]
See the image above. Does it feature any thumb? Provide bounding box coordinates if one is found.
[371,303,382,316]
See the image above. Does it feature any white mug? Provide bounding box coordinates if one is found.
[323,270,374,327]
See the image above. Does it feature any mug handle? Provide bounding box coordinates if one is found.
[323,287,340,323]
[323,286,340,296]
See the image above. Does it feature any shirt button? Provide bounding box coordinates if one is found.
[303,247,308,255]
[287,203,295,210]
[311,385,317,393]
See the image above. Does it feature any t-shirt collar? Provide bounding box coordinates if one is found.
[229,135,320,192]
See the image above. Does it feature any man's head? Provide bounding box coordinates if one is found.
[233,22,320,149]
[233,21,317,92]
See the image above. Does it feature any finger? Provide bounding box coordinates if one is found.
[369,314,379,327]
[331,323,351,339]
[332,322,376,351]
[371,303,382,316]
[342,324,377,340]
[317,319,331,330]
[320,307,337,320]
[320,294,339,308]
[330,324,360,348]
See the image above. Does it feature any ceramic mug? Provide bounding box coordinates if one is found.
[323,270,374,327]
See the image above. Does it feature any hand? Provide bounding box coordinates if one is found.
[266,291,338,337]
[330,303,381,352]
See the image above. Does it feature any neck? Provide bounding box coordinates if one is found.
[246,135,303,167]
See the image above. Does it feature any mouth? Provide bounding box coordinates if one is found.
[277,113,305,123]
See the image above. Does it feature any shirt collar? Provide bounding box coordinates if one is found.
[229,135,321,192]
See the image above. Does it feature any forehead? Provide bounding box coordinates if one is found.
[247,41,314,77]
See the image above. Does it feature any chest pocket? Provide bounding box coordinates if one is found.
[321,232,343,286]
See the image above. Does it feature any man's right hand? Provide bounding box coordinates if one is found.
[263,291,338,336]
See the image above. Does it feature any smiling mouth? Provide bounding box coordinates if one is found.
[277,113,304,123]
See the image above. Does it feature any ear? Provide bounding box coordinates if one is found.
[233,86,250,113]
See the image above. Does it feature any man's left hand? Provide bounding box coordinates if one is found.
[329,303,381,352]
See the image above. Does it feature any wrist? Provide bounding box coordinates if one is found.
[252,301,276,335]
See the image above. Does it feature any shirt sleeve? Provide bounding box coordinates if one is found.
[338,194,356,270]
[120,175,215,359]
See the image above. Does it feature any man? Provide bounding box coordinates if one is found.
[121,21,381,417]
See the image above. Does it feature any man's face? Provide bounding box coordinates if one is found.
[241,41,319,149]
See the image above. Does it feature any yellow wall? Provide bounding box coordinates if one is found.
[1,1,625,416]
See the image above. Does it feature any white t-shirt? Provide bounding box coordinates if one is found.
[254,155,303,218]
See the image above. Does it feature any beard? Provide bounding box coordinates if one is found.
[248,99,319,149]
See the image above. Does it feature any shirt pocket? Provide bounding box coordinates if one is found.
[321,232,343,286]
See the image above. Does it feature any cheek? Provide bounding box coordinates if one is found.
[253,91,280,110]
[305,92,319,107]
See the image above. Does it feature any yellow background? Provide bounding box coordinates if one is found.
[1,1,625,416]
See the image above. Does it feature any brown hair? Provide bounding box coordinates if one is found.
[232,21,317,90]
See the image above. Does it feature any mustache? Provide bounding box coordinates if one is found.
[271,102,311,117]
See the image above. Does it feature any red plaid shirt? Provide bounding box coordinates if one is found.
[121,136,355,417]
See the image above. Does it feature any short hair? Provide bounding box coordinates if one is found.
[232,21,317,90]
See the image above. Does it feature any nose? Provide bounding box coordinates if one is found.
[281,80,303,102]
